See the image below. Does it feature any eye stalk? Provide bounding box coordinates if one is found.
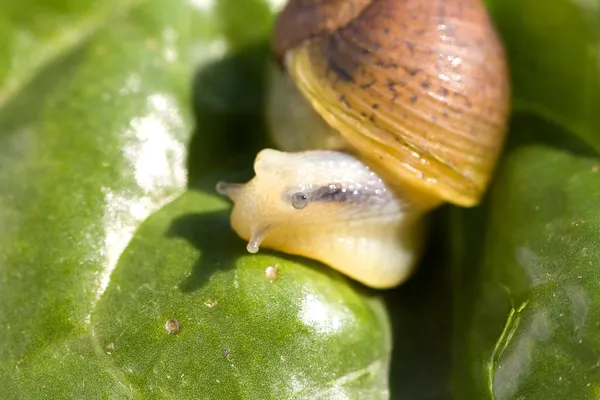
[215,181,243,201]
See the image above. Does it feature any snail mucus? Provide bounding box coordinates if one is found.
[216,0,511,289]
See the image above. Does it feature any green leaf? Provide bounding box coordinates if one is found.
[0,0,393,397]
[451,0,600,397]
[6,0,599,398]
[92,189,391,399]
[1,0,193,370]
[488,0,600,150]
[0,0,141,106]
[453,140,600,399]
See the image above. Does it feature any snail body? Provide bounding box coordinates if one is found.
[217,0,510,288]
[217,149,423,288]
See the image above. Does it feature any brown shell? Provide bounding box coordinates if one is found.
[271,0,511,208]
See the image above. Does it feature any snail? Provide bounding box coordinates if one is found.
[216,0,510,289]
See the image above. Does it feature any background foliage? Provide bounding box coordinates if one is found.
[0,0,598,398]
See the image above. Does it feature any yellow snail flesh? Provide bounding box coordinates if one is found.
[216,149,424,288]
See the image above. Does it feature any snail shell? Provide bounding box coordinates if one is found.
[272,0,510,209]
[217,0,510,288]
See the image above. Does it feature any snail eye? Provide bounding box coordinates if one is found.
[291,192,309,209]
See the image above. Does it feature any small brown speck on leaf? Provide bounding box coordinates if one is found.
[265,265,280,281]
[165,318,180,335]
[281,355,287,362]
[106,343,115,352]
